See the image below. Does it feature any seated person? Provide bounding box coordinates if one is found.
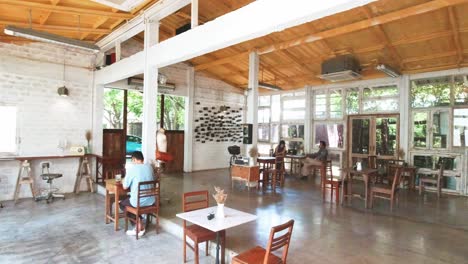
[301,141,328,178]
[156,128,174,162]
[119,151,156,237]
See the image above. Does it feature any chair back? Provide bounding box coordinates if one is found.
[264,219,295,264]
[390,167,402,193]
[368,155,377,169]
[182,191,209,227]
[136,180,160,208]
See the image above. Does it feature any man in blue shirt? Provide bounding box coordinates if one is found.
[119,151,156,237]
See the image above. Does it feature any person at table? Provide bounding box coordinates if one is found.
[301,141,328,178]
[120,151,156,237]
[273,140,287,158]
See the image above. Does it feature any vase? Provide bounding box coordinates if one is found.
[216,203,225,219]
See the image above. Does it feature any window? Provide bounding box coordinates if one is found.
[454,76,468,106]
[453,108,468,147]
[314,89,344,119]
[412,110,450,149]
[363,85,399,112]
[411,77,451,108]
[314,123,344,148]
[0,106,17,154]
[346,88,359,114]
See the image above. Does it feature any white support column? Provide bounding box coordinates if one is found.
[141,19,159,162]
[246,51,259,158]
[304,85,312,154]
[399,75,410,163]
[92,82,104,155]
[115,40,122,61]
[191,0,198,28]
[184,66,195,172]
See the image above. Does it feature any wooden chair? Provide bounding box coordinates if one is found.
[263,157,285,192]
[124,180,160,240]
[367,155,378,169]
[419,161,445,198]
[183,191,225,264]
[370,167,402,211]
[232,219,294,264]
[321,160,343,204]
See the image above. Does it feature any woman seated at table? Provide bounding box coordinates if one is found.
[301,141,328,178]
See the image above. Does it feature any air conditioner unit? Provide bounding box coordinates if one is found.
[318,55,361,82]
[127,77,175,91]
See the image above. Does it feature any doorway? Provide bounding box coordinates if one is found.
[347,114,400,168]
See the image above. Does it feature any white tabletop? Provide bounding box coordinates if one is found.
[176,206,257,232]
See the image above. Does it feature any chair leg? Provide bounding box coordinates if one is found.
[419,182,423,195]
[221,231,226,264]
[156,212,160,234]
[124,211,128,232]
[183,233,187,263]
[330,184,333,201]
[322,184,326,200]
[194,241,199,264]
[335,184,340,204]
[390,199,394,211]
[136,216,140,240]
[205,241,209,256]
[370,191,374,208]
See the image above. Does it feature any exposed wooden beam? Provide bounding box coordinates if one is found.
[0,0,133,19]
[80,16,108,40]
[404,62,468,74]
[0,20,111,34]
[195,51,250,71]
[360,6,403,69]
[39,0,60,25]
[392,30,452,46]
[194,0,468,71]
[448,6,463,64]
[402,50,458,64]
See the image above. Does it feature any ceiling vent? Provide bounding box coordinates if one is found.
[318,55,361,82]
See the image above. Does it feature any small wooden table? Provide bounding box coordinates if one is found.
[341,168,378,208]
[285,154,306,176]
[230,165,260,190]
[176,206,257,264]
[388,164,417,190]
[105,179,128,231]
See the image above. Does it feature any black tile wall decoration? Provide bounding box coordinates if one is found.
[193,103,243,144]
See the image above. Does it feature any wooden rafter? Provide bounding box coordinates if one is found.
[0,20,111,34]
[0,0,133,19]
[360,6,402,68]
[402,50,458,64]
[194,0,468,71]
[448,6,463,64]
[80,17,108,40]
[39,0,60,25]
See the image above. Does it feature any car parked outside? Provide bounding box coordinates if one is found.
[126,135,142,155]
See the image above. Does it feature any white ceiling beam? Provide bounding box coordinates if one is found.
[96,0,191,52]
[191,0,198,28]
[92,0,148,12]
[95,0,376,84]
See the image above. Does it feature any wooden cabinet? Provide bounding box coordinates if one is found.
[231,165,259,189]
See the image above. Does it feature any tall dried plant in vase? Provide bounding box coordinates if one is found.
[85,130,92,154]
[248,146,258,165]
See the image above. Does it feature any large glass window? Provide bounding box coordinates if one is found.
[0,106,17,154]
[314,123,344,148]
[454,76,468,105]
[330,90,343,119]
[346,88,359,114]
[314,89,344,119]
[453,108,468,147]
[314,92,327,119]
[411,77,451,108]
[103,88,124,129]
[413,112,428,148]
[363,85,399,112]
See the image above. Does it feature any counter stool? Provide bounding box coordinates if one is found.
[14,160,35,203]
[35,162,65,203]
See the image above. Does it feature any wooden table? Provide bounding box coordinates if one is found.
[285,154,306,176]
[176,206,257,264]
[230,165,260,190]
[341,168,378,208]
[105,178,128,231]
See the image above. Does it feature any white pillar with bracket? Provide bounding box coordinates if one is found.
[246,51,259,162]
[141,19,159,162]
[184,66,195,172]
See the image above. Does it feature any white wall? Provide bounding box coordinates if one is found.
[0,42,96,201]
[192,72,245,171]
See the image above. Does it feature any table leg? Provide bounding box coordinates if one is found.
[215,231,220,264]
[364,174,369,209]
[105,190,110,224]
[114,187,120,231]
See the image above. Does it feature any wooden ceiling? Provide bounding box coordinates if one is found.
[2,0,468,90]
[189,0,468,90]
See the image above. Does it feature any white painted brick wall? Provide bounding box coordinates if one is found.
[192,73,245,171]
[0,42,95,201]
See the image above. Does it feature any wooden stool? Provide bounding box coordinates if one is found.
[14,160,35,203]
[74,157,94,193]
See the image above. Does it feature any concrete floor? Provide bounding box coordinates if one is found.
[2,168,468,264]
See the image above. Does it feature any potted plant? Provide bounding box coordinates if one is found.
[85,130,92,154]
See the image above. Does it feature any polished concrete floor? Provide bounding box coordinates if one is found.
[2,169,468,264]
[0,194,213,264]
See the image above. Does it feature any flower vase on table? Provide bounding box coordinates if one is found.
[212,186,227,219]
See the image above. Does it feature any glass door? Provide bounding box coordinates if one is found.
[348,114,399,168]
